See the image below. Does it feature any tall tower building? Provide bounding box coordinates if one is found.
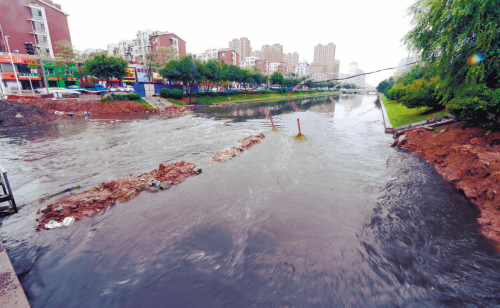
[229,37,252,61]
[261,44,283,63]
[284,52,299,73]
[312,43,338,75]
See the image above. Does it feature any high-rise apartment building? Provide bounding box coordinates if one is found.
[0,0,72,57]
[252,50,262,57]
[312,43,338,76]
[229,37,252,61]
[284,52,299,73]
[261,44,283,63]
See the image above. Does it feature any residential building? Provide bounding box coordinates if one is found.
[0,0,72,58]
[269,62,288,75]
[150,32,186,62]
[284,52,299,73]
[240,56,269,74]
[251,50,262,57]
[107,30,186,64]
[349,62,358,75]
[196,48,239,66]
[80,48,107,60]
[261,44,283,63]
[312,43,338,76]
[295,59,311,77]
[229,37,252,61]
[347,62,366,84]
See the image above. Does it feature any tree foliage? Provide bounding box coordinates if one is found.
[404,0,500,100]
[82,55,128,92]
[270,71,285,85]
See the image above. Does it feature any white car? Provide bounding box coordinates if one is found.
[36,87,80,97]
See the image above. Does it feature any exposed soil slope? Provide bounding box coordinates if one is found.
[397,124,500,246]
[0,100,56,130]
[16,98,150,115]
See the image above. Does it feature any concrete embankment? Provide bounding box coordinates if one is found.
[0,239,30,307]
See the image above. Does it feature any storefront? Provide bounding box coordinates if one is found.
[42,61,80,88]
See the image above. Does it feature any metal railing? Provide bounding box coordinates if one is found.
[0,166,17,215]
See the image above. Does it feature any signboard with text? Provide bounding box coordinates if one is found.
[123,68,136,83]
[136,68,150,83]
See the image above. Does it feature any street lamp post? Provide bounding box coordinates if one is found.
[5,36,22,97]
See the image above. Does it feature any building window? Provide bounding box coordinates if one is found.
[36,34,48,46]
[64,70,73,75]
[137,34,142,46]
[31,7,43,19]
[47,68,55,74]
[32,21,45,33]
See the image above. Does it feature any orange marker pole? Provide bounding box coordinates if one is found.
[270,116,276,129]
[297,118,302,135]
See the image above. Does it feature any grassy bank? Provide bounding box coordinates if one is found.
[380,94,449,127]
[194,91,337,105]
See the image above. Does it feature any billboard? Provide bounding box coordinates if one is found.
[123,68,136,83]
[136,68,150,83]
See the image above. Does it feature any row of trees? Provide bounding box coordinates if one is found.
[378,0,500,128]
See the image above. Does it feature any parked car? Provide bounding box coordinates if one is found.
[36,87,80,98]
[123,85,134,92]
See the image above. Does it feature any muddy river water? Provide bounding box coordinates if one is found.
[1,95,500,307]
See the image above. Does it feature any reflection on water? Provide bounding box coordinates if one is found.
[1,95,500,307]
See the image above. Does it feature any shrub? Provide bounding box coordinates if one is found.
[159,88,171,99]
[386,83,407,101]
[399,77,444,110]
[127,93,140,100]
[448,85,500,129]
[171,89,184,99]
[101,96,112,102]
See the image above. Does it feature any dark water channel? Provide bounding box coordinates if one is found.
[1,95,500,307]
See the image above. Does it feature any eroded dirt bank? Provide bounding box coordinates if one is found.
[397,124,500,246]
[37,161,201,230]
[16,98,151,115]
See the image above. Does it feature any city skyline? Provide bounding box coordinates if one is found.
[48,0,416,86]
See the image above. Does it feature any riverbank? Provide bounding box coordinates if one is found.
[395,124,500,247]
[168,91,339,106]
[381,94,450,127]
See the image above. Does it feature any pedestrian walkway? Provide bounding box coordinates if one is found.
[0,239,30,307]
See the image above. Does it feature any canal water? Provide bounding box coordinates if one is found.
[1,95,500,307]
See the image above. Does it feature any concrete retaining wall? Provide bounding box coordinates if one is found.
[0,240,30,307]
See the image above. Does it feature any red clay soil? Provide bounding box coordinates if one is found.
[397,123,500,247]
[213,134,265,163]
[16,98,151,115]
[36,161,201,230]
[161,105,194,117]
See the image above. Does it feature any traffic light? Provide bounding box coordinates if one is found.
[24,42,35,55]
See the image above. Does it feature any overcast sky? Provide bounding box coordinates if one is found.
[55,0,416,86]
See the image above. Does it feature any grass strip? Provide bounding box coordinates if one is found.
[195,91,336,105]
[380,94,449,127]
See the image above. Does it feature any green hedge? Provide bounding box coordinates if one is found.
[112,93,141,101]
[171,89,184,99]
[159,88,171,99]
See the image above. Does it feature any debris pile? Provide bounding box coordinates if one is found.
[36,161,201,230]
[213,134,265,163]
[160,105,194,117]
[0,100,56,130]
[396,123,500,246]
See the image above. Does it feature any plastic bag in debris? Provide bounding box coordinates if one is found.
[45,217,75,229]
[45,220,62,229]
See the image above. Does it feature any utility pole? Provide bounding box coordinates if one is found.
[5,36,22,97]
[0,72,7,99]
[37,49,50,95]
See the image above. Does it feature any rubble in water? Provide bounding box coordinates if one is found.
[213,134,265,163]
[36,161,201,230]
[396,123,500,247]
[160,105,194,117]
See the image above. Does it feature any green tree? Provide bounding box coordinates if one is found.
[399,76,443,110]
[82,55,128,93]
[159,55,204,103]
[142,46,178,83]
[270,71,285,86]
[404,0,500,100]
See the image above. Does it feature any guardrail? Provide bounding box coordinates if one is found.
[0,166,18,215]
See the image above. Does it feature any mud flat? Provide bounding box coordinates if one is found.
[396,123,500,246]
[0,100,56,130]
